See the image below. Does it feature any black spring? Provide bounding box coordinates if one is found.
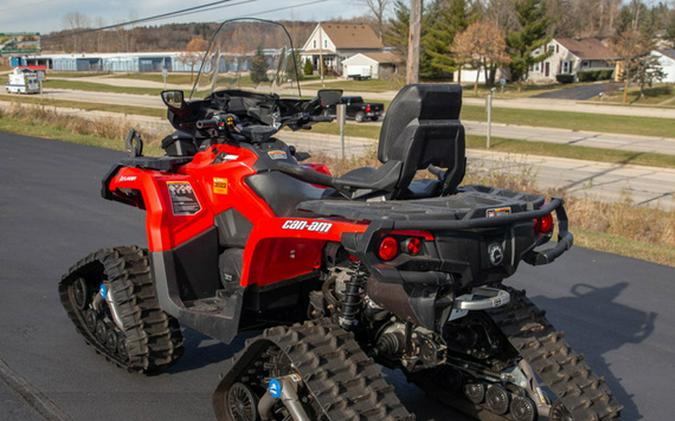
[340,261,367,328]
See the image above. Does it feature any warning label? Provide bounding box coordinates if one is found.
[166,181,200,215]
[213,177,229,195]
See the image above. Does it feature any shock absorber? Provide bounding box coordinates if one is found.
[339,261,367,329]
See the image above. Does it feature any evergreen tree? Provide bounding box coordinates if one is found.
[303,58,314,76]
[384,0,410,57]
[285,49,304,82]
[423,0,469,78]
[250,46,269,84]
[506,0,551,82]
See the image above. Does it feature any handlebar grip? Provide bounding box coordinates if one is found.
[196,119,218,129]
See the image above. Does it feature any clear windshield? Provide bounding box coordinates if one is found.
[190,18,302,100]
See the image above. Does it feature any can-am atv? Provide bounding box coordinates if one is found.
[59,18,622,421]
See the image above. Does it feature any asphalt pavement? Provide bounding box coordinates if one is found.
[1,132,674,421]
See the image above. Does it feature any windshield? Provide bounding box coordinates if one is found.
[190,18,302,100]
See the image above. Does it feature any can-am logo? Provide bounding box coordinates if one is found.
[282,219,332,233]
[118,175,137,182]
[488,243,504,266]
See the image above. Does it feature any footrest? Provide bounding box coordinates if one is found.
[455,287,510,311]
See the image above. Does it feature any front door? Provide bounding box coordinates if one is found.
[544,62,550,77]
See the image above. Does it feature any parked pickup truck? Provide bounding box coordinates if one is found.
[327,96,385,122]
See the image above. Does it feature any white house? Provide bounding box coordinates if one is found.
[528,38,617,83]
[652,49,675,83]
[301,23,384,75]
[341,52,401,79]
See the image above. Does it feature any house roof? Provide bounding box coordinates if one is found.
[321,23,383,50]
[362,52,402,63]
[657,49,675,60]
[556,37,618,60]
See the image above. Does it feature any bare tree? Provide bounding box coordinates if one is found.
[63,12,91,52]
[453,20,511,94]
[362,0,391,40]
[180,37,208,82]
[613,29,663,102]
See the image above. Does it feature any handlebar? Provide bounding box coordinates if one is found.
[195,118,220,130]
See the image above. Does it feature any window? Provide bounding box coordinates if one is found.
[548,45,554,53]
[324,39,328,48]
[556,44,559,53]
[313,40,316,49]
[535,63,540,72]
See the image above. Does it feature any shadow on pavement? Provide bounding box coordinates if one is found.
[533,282,656,420]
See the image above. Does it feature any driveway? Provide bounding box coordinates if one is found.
[533,82,621,100]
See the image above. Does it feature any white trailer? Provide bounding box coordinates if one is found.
[5,68,41,94]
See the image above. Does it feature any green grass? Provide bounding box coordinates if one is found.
[0,94,165,117]
[42,79,164,96]
[459,104,675,139]
[110,72,197,85]
[304,78,404,92]
[48,71,112,78]
[574,227,675,267]
[306,122,675,169]
[589,84,675,107]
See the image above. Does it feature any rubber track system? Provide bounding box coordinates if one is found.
[486,287,622,421]
[58,246,184,373]
[214,320,413,421]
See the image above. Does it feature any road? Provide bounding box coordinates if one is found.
[1,132,674,421]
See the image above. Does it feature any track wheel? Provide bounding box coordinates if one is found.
[226,382,258,421]
[59,246,184,373]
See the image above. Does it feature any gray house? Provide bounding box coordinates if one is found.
[528,38,617,82]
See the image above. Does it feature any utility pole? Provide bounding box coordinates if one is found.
[406,0,422,84]
[318,22,325,87]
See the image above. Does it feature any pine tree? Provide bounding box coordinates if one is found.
[506,0,551,83]
[285,49,304,82]
[423,0,469,78]
[250,46,269,84]
[303,58,314,76]
[384,0,410,57]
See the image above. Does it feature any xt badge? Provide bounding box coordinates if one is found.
[488,242,504,266]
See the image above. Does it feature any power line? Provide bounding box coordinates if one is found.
[52,0,247,37]
[174,0,333,20]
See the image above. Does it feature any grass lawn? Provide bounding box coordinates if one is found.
[459,104,675,139]
[48,71,112,78]
[0,93,165,117]
[111,72,197,85]
[307,123,675,169]
[588,84,675,107]
[42,79,164,96]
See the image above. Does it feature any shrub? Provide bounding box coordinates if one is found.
[577,69,614,82]
[556,74,575,84]
[303,59,314,76]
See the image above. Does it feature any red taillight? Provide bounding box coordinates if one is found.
[366,104,372,113]
[406,237,422,256]
[535,213,554,234]
[378,236,399,261]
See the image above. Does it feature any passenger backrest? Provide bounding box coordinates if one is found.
[378,84,466,197]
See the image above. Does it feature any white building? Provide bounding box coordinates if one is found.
[300,23,384,75]
[528,38,617,83]
[652,49,675,83]
[341,52,401,79]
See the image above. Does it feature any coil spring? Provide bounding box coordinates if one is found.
[339,261,367,328]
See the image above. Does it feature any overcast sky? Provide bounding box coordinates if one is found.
[0,0,370,34]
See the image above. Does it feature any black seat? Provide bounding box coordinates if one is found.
[336,84,466,199]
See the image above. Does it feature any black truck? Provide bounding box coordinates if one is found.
[327,96,385,122]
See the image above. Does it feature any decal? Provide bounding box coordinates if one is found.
[268,378,282,399]
[267,150,288,160]
[487,242,504,266]
[118,175,137,182]
[213,177,229,195]
[281,219,333,233]
[486,207,511,218]
[166,181,200,216]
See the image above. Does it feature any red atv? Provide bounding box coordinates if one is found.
[59,19,621,421]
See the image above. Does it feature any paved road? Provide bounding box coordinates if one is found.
[1,133,674,420]
[533,82,621,100]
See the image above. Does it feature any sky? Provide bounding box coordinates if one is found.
[0,0,371,34]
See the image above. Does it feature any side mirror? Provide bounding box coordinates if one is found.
[317,89,343,107]
[161,90,186,110]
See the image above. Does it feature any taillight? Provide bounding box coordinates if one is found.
[534,213,554,234]
[378,236,399,261]
[366,104,372,113]
[405,237,422,256]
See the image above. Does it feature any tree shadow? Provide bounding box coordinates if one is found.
[531,282,656,420]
